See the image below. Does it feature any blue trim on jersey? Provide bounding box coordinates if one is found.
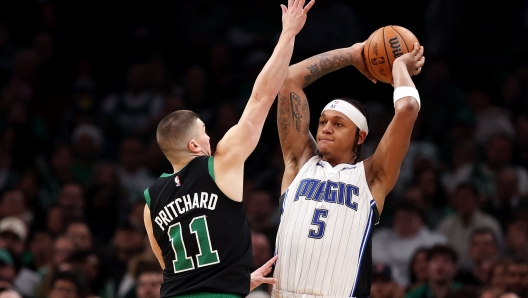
[276,189,288,257]
[350,206,374,297]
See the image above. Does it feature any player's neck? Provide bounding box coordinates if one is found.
[322,154,355,167]
[171,155,198,174]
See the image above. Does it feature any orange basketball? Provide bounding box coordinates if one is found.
[363,25,419,84]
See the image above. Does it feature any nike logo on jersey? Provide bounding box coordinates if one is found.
[293,178,359,210]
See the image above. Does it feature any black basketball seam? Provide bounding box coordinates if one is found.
[382,26,392,73]
[391,25,410,53]
[367,28,384,82]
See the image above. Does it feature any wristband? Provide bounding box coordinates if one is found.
[393,86,420,110]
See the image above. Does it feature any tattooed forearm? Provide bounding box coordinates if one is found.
[303,50,353,87]
[290,92,303,132]
[277,94,292,140]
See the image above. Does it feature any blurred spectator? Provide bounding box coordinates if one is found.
[110,222,146,297]
[70,124,104,186]
[85,162,124,243]
[503,213,528,259]
[0,189,30,225]
[35,236,75,298]
[489,258,513,293]
[506,259,528,296]
[408,248,429,292]
[135,262,162,298]
[437,183,502,268]
[0,289,22,298]
[245,189,278,248]
[45,205,64,238]
[373,202,447,287]
[47,270,86,298]
[410,169,449,229]
[64,221,93,253]
[0,249,16,291]
[116,137,155,204]
[0,217,26,257]
[57,182,85,224]
[406,245,461,298]
[482,167,528,231]
[99,63,165,141]
[456,228,501,286]
[63,251,114,298]
[25,230,53,272]
[371,263,406,298]
[451,134,528,200]
[479,286,504,298]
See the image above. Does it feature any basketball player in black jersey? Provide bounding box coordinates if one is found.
[142,0,315,297]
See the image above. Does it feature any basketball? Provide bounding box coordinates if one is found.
[363,25,419,84]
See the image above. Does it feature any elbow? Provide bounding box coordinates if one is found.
[395,98,419,118]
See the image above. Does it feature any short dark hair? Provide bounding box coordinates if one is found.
[331,98,370,163]
[134,259,162,280]
[455,182,479,197]
[470,227,499,247]
[426,244,458,264]
[156,110,199,154]
[394,200,423,221]
[50,270,87,297]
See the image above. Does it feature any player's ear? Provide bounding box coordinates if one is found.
[357,131,367,145]
[188,139,200,153]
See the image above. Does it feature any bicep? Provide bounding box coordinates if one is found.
[277,84,317,183]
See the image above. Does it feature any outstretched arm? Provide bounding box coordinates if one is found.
[277,42,376,193]
[365,42,425,213]
[214,0,315,202]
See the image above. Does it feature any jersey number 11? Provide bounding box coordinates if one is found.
[167,215,220,273]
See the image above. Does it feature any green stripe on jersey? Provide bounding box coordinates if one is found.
[208,156,215,181]
[160,173,173,177]
[144,188,151,208]
[169,293,240,298]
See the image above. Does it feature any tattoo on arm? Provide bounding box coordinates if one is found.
[290,92,302,132]
[303,51,353,87]
[278,94,292,140]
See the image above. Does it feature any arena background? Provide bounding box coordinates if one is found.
[0,0,527,297]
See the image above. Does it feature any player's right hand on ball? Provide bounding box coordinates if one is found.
[351,41,377,84]
[393,42,425,77]
[281,0,315,36]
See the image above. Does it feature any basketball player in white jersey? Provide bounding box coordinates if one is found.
[273,41,425,298]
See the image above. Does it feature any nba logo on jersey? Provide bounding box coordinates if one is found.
[174,176,181,187]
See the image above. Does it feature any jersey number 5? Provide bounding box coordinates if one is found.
[309,209,328,239]
[167,215,220,273]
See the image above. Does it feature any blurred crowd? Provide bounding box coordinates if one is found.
[0,0,527,298]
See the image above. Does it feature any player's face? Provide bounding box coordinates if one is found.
[316,110,364,163]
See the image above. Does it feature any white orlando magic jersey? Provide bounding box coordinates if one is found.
[272,156,379,298]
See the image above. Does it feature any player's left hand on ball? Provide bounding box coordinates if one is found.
[394,42,425,76]
[250,255,278,291]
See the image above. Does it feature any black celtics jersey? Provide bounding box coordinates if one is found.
[144,156,252,297]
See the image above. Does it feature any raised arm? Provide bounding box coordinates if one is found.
[277,42,376,193]
[365,42,425,213]
[214,0,314,202]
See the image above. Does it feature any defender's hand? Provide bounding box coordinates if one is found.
[350,41,377,83]
[250,255,278,291]
[393,42,425,77]
[281,0,315,36]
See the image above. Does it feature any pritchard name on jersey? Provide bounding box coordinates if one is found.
[153,192,219,231]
